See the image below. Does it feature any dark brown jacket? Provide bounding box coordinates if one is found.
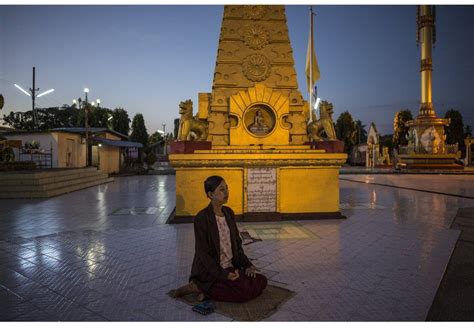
[189,203,253,292]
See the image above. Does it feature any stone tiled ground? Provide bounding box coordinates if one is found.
[1,174,473,321]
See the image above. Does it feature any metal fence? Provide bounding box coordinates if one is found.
[18,142,53,168]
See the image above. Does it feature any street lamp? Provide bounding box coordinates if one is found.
[14,67,54,129]
[84,88,89,103]
[37,89,54,98]
[72,87,100,167]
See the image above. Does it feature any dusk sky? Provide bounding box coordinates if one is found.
[1,4,473,135]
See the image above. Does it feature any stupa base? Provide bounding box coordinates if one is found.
[398,153,462,169]
[169,146,347,223]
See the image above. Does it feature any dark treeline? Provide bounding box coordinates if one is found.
[2,105,131,136]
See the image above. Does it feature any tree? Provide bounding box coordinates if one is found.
[2,104,114,130]
[3,108,69,130]
[75,105,87,127]
[444,109,464,147]
[53,106,79,127]
[110,108,130,136]
[465,125,472,138]
[88,106,113,128]
[149,131,163,145]
[130,113,149,147]
[144,151,157,170]
[354,120,367,145]
[393,109,413,146]
[36,107,61,129]
[335,111,357,154]
[3,111,34,130]
[380,134,394,150]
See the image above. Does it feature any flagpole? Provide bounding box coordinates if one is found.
[309,6,313,122]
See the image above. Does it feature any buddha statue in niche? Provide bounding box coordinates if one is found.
[248,108,271,136]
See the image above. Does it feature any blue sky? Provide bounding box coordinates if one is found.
[1,5,473,135]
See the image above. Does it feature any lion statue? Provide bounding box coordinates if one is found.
[307,100,337,141]
[177,99,208,141]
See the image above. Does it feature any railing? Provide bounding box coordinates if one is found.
[19,142,53,169]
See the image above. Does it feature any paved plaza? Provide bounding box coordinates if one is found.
[1,174,473,321]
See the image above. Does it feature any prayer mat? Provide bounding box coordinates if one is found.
[239,223,317,240]
[239,230,262,245]
[168,284,295,321]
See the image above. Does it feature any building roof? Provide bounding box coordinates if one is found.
[149,140,165,148]
[92,137,143,148]
[0,126,17,133]
[51,127,129,139]
[367,122,380,144]
[2,127,129,140]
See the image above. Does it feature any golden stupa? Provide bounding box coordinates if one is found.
[398,5,460,169]
[169,5,347,222]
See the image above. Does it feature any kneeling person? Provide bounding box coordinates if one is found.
[174,175,267,303]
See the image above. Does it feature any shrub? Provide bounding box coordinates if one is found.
[0,147,15,162]
[145,152,157,170]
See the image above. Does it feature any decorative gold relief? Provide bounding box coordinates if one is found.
[229,114,239,128]
[230,83,287,115]
[419,102,435,117]
[213,65,240,87]
[244,5,266,19]
[171,158,346,169]
[280,114,292,130]
[244,24,269,50]
[420,59,433,72]
[418,15,434,29]
[242,54,271,82]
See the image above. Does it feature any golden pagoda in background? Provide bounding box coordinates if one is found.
[398,5,460,169]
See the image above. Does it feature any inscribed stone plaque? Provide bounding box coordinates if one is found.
[247,168,276,212]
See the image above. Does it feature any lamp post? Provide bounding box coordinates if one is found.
[83,88,90,166]
[72,88,100,167]
[14,67,54,129]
